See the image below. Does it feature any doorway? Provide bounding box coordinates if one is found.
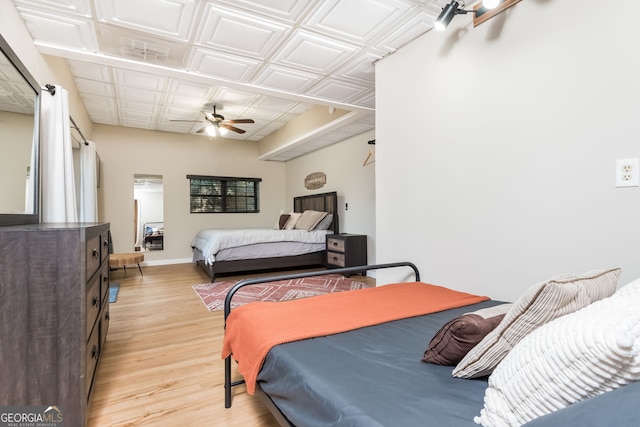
[133,174,164,252]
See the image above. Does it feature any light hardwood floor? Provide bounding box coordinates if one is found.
[87,262,374,426]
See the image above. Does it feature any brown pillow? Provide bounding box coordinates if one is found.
[278,214,290,230]
[422,304,512,366]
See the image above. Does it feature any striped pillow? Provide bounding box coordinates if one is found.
[453,268,620,379]
[474,277,640,427]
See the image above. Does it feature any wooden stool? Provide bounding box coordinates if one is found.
[109,253,144,276]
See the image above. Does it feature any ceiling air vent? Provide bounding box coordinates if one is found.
[120,37,169,63]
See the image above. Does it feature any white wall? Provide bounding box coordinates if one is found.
[285,129,376,269]
[376,0,640,300]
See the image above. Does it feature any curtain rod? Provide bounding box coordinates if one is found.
[45,83,89,146]
[70,116,89,146]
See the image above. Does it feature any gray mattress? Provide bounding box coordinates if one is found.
[257,300,504,427]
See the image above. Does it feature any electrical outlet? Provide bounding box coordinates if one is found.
[616,158,639,187]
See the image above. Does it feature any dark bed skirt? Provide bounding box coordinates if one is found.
[195,251,326,282]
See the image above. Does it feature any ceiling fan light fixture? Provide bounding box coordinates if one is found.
[205,125,216,137]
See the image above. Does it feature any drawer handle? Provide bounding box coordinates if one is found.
[332,257,338,261]
[103,238,109,248]
[332,242,338,246]
[105,311,110,320]
[103,273,109,283]
[92,248,99,259]
[91,344,99,360]
[92,296,99,306]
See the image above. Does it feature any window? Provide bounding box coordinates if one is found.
[187,175,261,213]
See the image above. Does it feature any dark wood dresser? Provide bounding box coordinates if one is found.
[0,223,110,426]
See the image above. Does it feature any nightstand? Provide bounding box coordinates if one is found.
[326,233,367,271]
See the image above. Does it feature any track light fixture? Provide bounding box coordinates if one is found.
[434,0,501,31]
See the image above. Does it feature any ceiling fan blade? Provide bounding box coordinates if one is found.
[196,126,208,134]
[220,123,246,134]
[226,119,254,124]
[202,111,215,122]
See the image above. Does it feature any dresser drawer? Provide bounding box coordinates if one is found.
[101,233,110,263]
[86,234,101,279]
[327,251,345,267]
[101,307,110,348]
[327,237,345,253]
[85,272,101,341]
[100,263,110,306]
[85,326,100,397]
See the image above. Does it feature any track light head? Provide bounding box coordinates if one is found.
[434,1,461,31]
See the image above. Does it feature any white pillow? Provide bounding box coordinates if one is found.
[474,278,640,427]
[283,212,302,230]
[294,210,328,231]
[453,268,620,378]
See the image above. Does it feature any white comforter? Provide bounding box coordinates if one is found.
[191,228,330,264]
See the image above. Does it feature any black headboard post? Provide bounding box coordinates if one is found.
[293,191,339,234]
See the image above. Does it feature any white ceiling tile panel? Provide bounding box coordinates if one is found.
[119,99,158,114]
[304,0,414,45]
[113,69,166,90]
[80,94,118,115]
[336,52,379,84]
[95,0,198,42]
[215,0,313,23]
[195,5,289,60]
[253,64,320,93]
[89,114,118,125]
[66,60,112,82]
[252,95,311,114]
[120,118,155,129]
[73,78,114,97]
[16,7,99,51]
[0,83,32,113]
[14,0,93,16]
[353,91,375,108]
[373,9,437,53]
[187,47,261,81]
[273,30,357,74]
[166,79,216,100]
[116,86,164,104]
[159,105,202,120]
[307,79,370,103]
[209,87,261,107]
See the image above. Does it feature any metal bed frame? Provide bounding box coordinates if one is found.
[222,261,421,415]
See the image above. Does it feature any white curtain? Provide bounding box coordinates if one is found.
[40,85,78,222]
[80,140,98,222]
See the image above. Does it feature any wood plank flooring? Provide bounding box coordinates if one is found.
[87,263,374,426]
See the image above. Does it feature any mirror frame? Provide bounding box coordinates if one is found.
[0,34,40,226]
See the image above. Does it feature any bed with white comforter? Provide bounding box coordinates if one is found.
[191,228,330,265]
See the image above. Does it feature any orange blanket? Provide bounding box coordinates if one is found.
[222,281,488,394]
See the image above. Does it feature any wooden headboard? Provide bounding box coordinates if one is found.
[293,191,339,234]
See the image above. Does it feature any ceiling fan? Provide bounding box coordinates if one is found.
[172,104,254,136]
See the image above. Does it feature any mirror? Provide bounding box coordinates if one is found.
[0,34,40,226]
[134,174,164,252]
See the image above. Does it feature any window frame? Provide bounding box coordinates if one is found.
[187,174,261,214]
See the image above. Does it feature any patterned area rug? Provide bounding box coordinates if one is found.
[192,274,372,312]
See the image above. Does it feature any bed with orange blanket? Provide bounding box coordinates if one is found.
[222,264,640,427]
[222,262,500,426]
